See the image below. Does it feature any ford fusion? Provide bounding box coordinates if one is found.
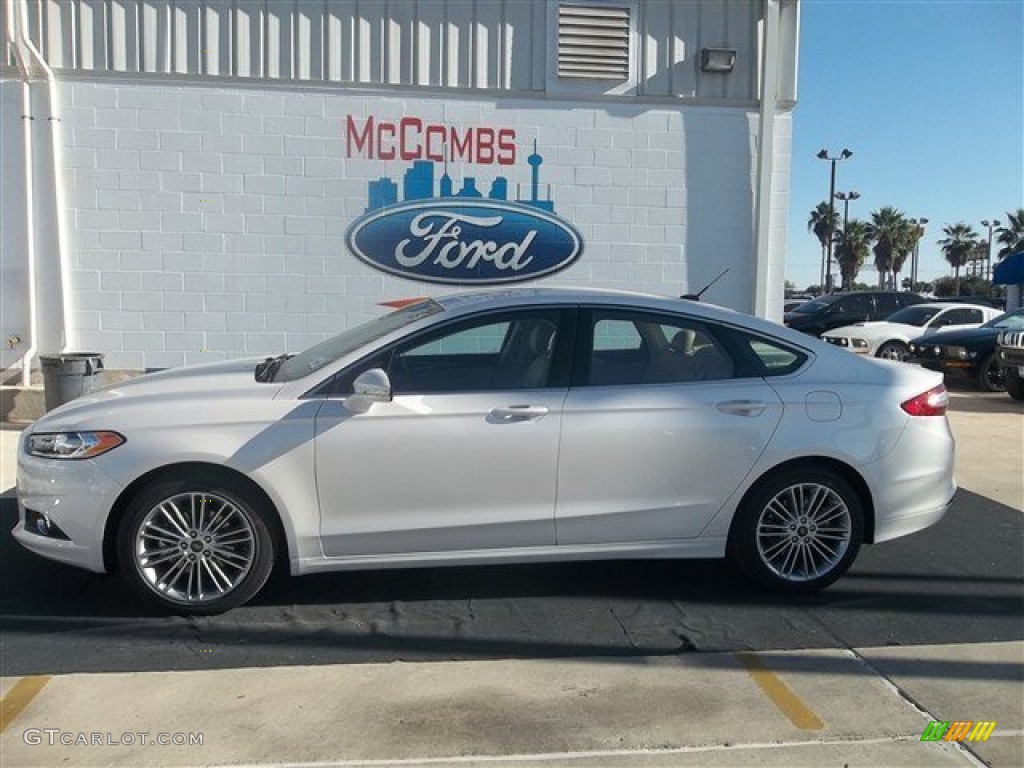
[15,289,956,614]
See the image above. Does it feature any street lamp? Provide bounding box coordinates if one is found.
[817,148,853,292]
[981,219,1001,282]
[833,191,860,290]
[909,217,928,290]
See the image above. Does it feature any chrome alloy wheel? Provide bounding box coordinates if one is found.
[754,483,852,582]
[133,492,256,605]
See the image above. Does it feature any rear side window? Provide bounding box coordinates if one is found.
[730,332,807,377]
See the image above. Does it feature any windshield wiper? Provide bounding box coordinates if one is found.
[254,353,292,383]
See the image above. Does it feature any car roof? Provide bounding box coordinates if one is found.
[914,302,995,311]
[425,286,827,351]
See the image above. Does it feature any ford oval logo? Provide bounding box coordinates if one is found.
[346,200,584,285]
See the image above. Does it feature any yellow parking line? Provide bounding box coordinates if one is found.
[1,676,51,732]
[736,653,824,731]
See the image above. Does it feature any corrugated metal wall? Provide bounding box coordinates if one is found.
[6,0,774,101]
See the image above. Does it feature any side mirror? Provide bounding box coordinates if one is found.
[346,368,392,413]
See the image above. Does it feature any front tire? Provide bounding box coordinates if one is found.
[117,475,276,615]
[876,341,910,361]
[728,467,864,594]
[1005,368,1024,401]
[975,353,1005,392]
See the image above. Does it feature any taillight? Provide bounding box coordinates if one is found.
[901,384,949,416]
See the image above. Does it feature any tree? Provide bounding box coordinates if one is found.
[937,222,980,296]
[892,219,920,289]
[834,220,869,291]
[995,208,1024,258]
[866,206,909,289]
[808,202,839,289]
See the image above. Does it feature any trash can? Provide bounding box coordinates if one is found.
[40,353,105,412]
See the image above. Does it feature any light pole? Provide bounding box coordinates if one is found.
[817,148,853,292]
[909,217,928,290]
[981,219,1000,282]
[833,191,860,290]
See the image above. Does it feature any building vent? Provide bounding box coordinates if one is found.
[557,4,630,80]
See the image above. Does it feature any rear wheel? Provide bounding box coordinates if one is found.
[729,467,864,594]
[876,341,910,361]
[117,475,276,615]
[975,353,1005,392]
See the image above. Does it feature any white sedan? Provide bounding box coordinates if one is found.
[822,302,1000,360]
[15,288,956,613]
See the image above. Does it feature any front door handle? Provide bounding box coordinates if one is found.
[489,405,550,423]
[715,400,768,417]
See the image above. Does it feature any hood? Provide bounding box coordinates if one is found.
[34,357,281,429]
[910,326,1000,346]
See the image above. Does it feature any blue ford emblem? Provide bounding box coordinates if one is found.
[347,200,583,285]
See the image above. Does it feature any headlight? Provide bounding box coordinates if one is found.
[26,431,125,460]
[944,346,970,360]
[850,338,869,350]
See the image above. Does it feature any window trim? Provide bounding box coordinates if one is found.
[309,306,578,398]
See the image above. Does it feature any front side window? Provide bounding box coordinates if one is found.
[388,311,564,394]
[584,309,735,386]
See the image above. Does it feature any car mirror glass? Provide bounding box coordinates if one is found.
[347,368,392,413]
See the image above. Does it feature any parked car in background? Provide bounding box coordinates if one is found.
[784,292,927,338]
[996,327,1024,401]
[822,303,1000,360]
[15,288,956,614]
[783,299,811,313]
[908,308,1024,392]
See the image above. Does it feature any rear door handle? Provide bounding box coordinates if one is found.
[715,400,768,417]
[489,405,550,422]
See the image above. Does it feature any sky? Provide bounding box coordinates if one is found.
[786,0,1023,291]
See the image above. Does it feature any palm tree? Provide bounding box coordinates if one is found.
[866,206,908,289]
[995,208,1024,258]
[808,202,839,291]
[938,222,979,296]
[835,220,869,291]
[891,219,919,289]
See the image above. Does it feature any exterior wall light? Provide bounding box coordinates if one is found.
[700,48,736,73]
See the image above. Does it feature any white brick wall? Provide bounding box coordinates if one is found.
[2,80,780,370]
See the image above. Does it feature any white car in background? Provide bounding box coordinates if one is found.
[822,303,1000,361]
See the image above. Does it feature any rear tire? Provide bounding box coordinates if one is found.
[728,467,864,595]
[117,474,276,615]
[975,353,1005,392]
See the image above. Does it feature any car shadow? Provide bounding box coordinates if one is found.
[1,487,1021,676]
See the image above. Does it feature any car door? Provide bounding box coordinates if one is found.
[825,294,873,331]
[555,308,785,545]
[314,308,572,557]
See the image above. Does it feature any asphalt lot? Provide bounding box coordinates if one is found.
[1,383,1021,767]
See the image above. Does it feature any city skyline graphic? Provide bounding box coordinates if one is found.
[364,141,555,214]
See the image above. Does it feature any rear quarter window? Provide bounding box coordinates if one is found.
[736,334,807,377]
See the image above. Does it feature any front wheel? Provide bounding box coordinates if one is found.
[975,353,1005,392]
[728,468,864,594]
[117,475,276,615]
[1005,368,1024,401]
[876,341,910,362]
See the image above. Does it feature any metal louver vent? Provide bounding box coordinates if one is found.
[558,4,630,80]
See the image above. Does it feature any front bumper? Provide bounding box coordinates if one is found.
[13,438,125,574]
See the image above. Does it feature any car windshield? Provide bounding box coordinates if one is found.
[886,306,942,327]
[273,299,445,382]
[790,297,835,314]
[984,308,1024,330]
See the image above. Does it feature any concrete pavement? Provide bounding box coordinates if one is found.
[1,389,1021,767]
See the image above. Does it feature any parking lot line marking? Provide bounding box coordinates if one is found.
[1,676,51,732]
[736,652,824,731]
